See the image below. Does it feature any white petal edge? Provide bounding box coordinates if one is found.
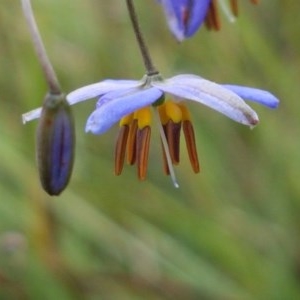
[67,79,141,105]
[22,107,42,124]
[22,80,143,124]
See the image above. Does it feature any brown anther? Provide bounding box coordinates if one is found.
[182,120,200,173]
[114,125,129,176]
[205,0,221,31]
[230,0,238,17]
[165,120,182,165]
[250,0,259,4]
[136,126,151,180]
[126,119,138,165]
[160,120,182,175]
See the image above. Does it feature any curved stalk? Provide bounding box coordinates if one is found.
[21,0,61,94]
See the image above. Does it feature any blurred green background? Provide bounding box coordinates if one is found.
[0,0,299,299]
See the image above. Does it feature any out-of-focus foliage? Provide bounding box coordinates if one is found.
[0,0,299,299]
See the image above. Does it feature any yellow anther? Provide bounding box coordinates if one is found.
[178,103,192,121]
[165,101,182,123]
[119,113,134,127]
[136,107,152,129]
[158,103,168,125]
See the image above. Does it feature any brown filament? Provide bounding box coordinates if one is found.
[166,121,181,165]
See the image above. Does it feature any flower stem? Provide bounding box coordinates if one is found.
[21,0,61,95]
[126,0,158,75]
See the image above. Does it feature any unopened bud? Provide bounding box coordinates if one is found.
[36,93,75,196]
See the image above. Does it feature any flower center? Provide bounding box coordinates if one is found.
[114,100,200,185]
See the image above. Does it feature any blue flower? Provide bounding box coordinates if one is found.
[157,0,211,40]
[65,73,278,133]
[22,72,278,186]
[158,0,260,39]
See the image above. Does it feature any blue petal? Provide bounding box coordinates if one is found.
[159,0,184,40]
[66,79,141,105]
[158,0,210,41]
[96,87,140,109]
[153,75,259,126]
[85,87,163,134]
[222,85,280,109]
[183,0,211,38]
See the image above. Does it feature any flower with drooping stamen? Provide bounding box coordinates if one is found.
[158,0,261,39]
[22,72,279,187]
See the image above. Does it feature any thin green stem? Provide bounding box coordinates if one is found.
[126,0,158,75]
[21,0,61,94]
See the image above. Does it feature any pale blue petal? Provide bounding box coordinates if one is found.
[85,88,163,134]
[222,85,279,108]
[170,75,279,109]
[152,77,259,126]
[166,73,204,82]
[96,87,141,109]
[66,79,141,105]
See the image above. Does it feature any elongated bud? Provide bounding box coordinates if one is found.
[36,93,75,196]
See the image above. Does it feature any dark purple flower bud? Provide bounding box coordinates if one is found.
[36,93,75,196]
